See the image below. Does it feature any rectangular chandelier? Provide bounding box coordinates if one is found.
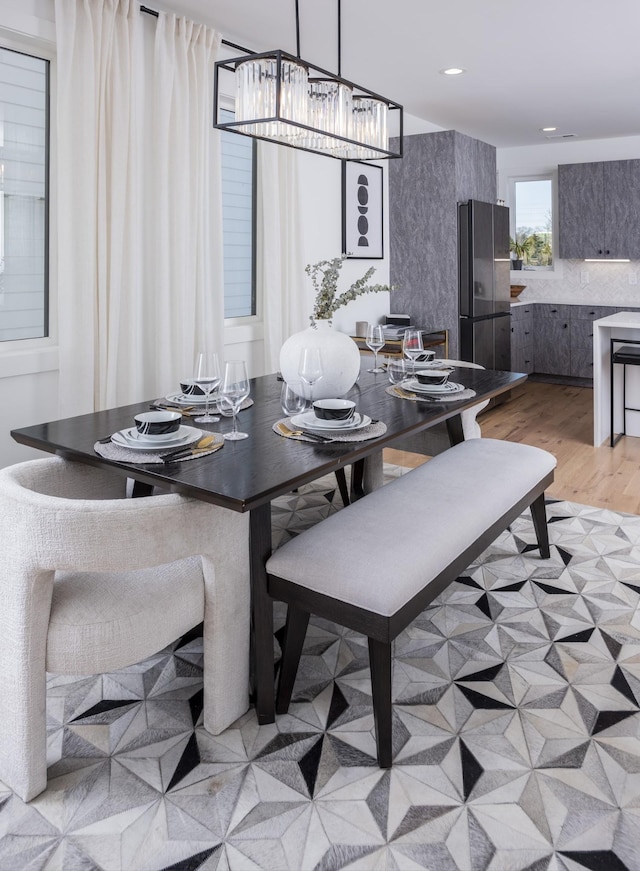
[213,49,403,161]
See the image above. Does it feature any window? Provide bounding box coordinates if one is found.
[0,46,49,341]
[510,176,553,270]
[220,109,256,318]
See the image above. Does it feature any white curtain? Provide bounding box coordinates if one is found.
[258,141,306,373]
[55,0,222,413]
[141,14,223,398]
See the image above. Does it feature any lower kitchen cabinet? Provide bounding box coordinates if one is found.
[534,310,571,375]
[510,305,534,373]
[511,303,617,379]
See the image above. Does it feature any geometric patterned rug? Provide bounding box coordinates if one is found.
[1,464,639,871]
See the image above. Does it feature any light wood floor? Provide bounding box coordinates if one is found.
[384,380,640,515]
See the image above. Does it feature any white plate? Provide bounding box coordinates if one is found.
[291,411,362,430]
[403,379,465,395]
[290,412,372,433]
[308,412,362,429]
[165,391,211,406]
[112,426,201,451]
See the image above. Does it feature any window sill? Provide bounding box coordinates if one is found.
[0,343,59,379]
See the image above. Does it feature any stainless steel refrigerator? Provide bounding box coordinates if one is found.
[458,200,511,372]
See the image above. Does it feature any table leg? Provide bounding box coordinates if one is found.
[131,480,154,497]
[249,502,275,724]
[446,414,464,445]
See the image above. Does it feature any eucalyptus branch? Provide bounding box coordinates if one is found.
[307,256,393,327]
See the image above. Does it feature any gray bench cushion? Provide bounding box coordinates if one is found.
[266,439,556,617]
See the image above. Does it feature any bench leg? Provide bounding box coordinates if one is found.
[275,605,310,715]
[368,638,393,768]
[334,468,350,506]
[530,493,550,558]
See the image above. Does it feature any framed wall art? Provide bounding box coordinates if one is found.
[342,161,383,259]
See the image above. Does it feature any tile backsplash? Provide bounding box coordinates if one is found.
[515,260,640,305]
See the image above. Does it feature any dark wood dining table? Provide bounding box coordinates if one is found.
[11,365,526,725]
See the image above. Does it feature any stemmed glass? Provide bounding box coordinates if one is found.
[220,360,250,440]
[193,351,221,423]
[402,329,424,377]
[366,324,385,373]
[298,348,323,406]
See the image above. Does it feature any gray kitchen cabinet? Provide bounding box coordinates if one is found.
[570,305,617,378]
[510,305,534,373]
[534,308,571,375]
[558,160,640,259]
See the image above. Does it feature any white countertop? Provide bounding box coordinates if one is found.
[593,311,640,328]
[592,312,640,445]
[510,299,629,308]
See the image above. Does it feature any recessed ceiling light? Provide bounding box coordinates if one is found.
[541,126,557,132]
[440,67,466,76]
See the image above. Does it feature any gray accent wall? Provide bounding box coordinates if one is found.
[389,131,496,358]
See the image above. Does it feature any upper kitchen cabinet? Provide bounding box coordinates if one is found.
[558,160,640,260]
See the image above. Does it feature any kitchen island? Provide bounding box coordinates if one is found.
[593,311,640,446]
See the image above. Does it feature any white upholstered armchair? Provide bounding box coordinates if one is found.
[0,457,250,801]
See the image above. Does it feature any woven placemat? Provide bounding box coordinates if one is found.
[386,384,477,403]
[273,417,387,443]
[94,430,224,464]
[153,397,253,417]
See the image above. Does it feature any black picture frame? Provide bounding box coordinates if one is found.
[342,161,384,259]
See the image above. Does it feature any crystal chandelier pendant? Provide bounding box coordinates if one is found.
[236,55,309,143]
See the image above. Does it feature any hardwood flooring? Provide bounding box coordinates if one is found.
[384,380,640,515]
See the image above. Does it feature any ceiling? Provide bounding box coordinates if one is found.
[153,0,640,148]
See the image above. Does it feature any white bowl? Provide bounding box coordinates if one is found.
[312,398,356,421]
[134,410,181,438]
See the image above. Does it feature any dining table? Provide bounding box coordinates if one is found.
[11,364,526,726]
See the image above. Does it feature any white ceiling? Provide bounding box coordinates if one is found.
[154,0,640,148]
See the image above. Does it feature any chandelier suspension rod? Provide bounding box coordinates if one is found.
[293,0,342,76]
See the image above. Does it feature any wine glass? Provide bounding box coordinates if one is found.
[220,360,250,440]
[366,324,385,373]
[402,330,424,377]
[193,351,221,423]
[298,348,323,406]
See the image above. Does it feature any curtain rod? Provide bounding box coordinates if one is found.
[140,5,252,54]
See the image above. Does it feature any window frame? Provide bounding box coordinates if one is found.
[508,171,561,278]
[0,28,56,363]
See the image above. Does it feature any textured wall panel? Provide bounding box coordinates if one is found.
[389,131,497,359]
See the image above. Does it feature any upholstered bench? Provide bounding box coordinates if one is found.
[266,438,556,767]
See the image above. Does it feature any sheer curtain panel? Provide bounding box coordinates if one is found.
[258,142,306,374]
[55,1,223,413]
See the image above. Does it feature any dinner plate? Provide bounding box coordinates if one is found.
[305,411,363,430]
[403,379,465,395]
[112,426,201,450]
[165,391,211,406]
[291,411,361,430]
[290,412,372,433]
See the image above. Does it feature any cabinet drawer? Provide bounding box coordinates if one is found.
[536,304,573,320]
[512,319,533,346]
[511,345,534,374]
[571,305,616,321]
[510,305,533,322]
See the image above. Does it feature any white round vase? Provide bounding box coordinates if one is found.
[279,320,361,400]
